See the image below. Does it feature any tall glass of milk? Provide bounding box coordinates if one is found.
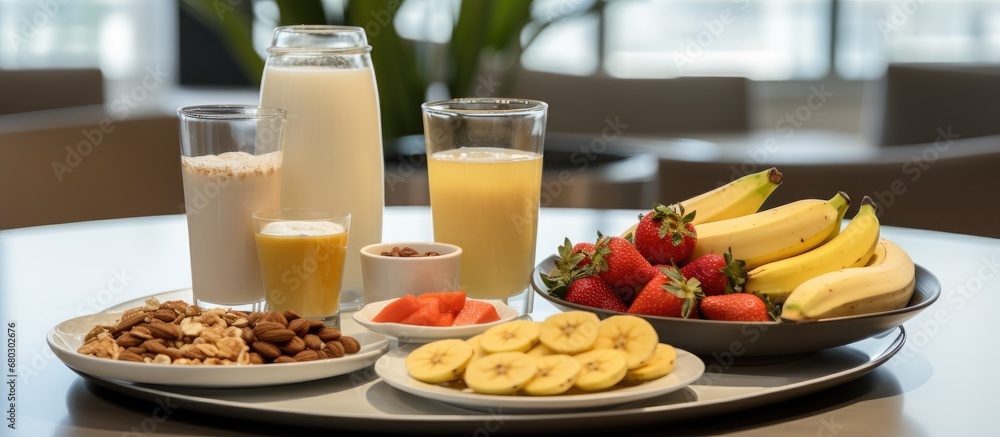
[261,26,384,311]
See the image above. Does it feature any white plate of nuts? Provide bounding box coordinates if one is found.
[47,295,390,388]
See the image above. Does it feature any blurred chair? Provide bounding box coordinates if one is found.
[876,64,1000,147]
[510,69,749,136]
[657,134,1000,238]
[0,106,183,229]
[0,68,104,115]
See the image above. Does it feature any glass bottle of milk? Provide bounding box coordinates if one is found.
[261,26,384,311]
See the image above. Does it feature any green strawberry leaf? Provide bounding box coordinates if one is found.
[762,294,782,321]
[659,265,705,318]
[721,247,748,294]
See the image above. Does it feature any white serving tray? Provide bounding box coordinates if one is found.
[67,290,905,434]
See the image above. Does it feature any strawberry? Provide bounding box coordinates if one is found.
[699,293,774,322]
[564,276,627,312]
[540,238,595,298]
[634,203,697,265]
[680,249,747,296]
[571,242,596,268]
[591,235,656,303]
[627,266,703,318]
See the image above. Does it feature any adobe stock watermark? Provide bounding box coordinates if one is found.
[673,0,750,72]
[120,396,179,437]
[50,64,170,182]
[870,126,959,216]
[724,83,834,182]
[4,0,74,50]
[889,253,999,371]
[878,0,927,40]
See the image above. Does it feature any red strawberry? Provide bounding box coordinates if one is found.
[627,266,703,318]
[634,203,697,265]
[680,249,747,296]
[591,235,656,302]
[572,242,596,268]
[564,276,627,312]
[700,294,773,322]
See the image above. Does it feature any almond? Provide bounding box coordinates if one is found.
[248,352,264,365]
[274,355,296,364]
[246,311,263,327]
[306,319,325,332]
[147,319,182,340]
[253,322,296,343]
[263,311,289,328]
[279,336,306,356]
[112,312,149,334]
[303,334,324,350]
[293,349,320,362]
[317,327,342,342]
[116,350,145,362]
[287,318,310,337]
[129,325,153,340]
[142,339,168,355]
[324,340,345,358]
[251,341,281,359]
[338,336,361,354]
[154,308,178,323]
[283,309,301,321]
[115,333,143,348]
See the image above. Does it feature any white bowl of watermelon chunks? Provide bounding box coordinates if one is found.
[353,291,519,343]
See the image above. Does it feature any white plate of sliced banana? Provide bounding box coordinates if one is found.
[374,313,706,411]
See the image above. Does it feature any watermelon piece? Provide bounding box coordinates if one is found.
[416,291,467,313]
[398,299,456,326]
[372,294,421,323]
[452,300,501,326]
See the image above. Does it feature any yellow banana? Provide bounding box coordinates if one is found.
[781,238,915,321]
[621,167,783,237]
[745,196,881,304]
[689,192,851,269]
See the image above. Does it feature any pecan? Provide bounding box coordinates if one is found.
[287,318,310,337]
[146,319,182,340]
[253,322,296,343]
[278,336,305,356]
[303,334,324,351]
[251,341,281,359]
[115,333,143,348]
[84,325,106,343]
[324,341,345,358]
[111,312,148,334]
[129,325,153,340]
[273,355,296,364]
[338,336,361,354]
[116,350,145,362]
[293,349,320,362]
[317,327,342,342]
[142,339,168,355]
[163,347,184,361]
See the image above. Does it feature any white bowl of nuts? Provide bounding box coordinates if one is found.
[360,242,462,304]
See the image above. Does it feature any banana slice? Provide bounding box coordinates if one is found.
[480,320,541,353]
[526,342,554,357]
[539,311,601,355]
[463,351,538,395]
[523,354,581,396]
[405,339,474,384]
[592,315,659,369]
[466,334,489,362]
[624,343,676,382]
[573,349,628,391]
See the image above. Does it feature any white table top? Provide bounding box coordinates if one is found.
[0,207,997,435]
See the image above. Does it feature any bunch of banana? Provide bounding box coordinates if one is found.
[743,196,881,304]
[689,191,851,269]
[781,238,915,321]
[404,313,677,395]
[621,167,784,237]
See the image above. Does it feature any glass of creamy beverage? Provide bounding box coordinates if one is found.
[253,209,350,328]
[422,98,548,316]
[177,105,285,312]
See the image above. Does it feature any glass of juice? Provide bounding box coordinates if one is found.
[253,209,350,328]
[177,105,285,312]
[422,98,548,315]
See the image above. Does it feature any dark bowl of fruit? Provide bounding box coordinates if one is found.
[532,254,940,360]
